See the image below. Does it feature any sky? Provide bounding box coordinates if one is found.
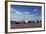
[10,5,42,21]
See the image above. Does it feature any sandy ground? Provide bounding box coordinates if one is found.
[11,23,42,29]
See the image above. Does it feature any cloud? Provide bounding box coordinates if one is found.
[24,12,30,15]
[34,9,38,12]
[11,7,32,15]
[10,7,22,15]
[16,11,22,14]
[10,7,41,21]
[24,15,41,21]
